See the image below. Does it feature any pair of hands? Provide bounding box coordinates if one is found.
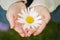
[6,2,50,37]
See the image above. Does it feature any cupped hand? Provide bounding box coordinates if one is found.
[27,6,51,36]
[6,2,28,37]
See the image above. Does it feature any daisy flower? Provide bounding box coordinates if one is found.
[17,8,42,30]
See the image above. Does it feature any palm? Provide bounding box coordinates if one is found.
[31,6,51,36]
[6,2,27,37]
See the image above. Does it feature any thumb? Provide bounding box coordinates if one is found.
[6,10,15,29]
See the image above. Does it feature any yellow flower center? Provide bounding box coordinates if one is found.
[26,16,34,24]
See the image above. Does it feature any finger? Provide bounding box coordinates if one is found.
[27,28,35,37]
[41,8,51,24]
[34,6,51,24]
[43,14,51,24]
[22,29,28,37]
[6,2,27,29]
[14,26,25,37]
[33,21,46,36]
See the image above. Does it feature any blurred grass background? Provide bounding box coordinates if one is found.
[0,21,60,40]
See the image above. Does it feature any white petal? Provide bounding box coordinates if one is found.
[28,8,30,13]
[21,9,27,18]
[32,23,40,28]
[32,12,38,18]
[28,8,35,15]
[21,9,25,15]
[27,25,30,29]
[33,12,39,17]
[30,7,35,12]
[25,22,31,29]
[24,8,27,14]
[35,16,42,20]
[34,20,42,24]
[33,24,40,28]
[23,24,27,30]
[23,24,30,30]
[24,9,28,16]
[17,18,25,23]
[19,9,28,18]
[28,10,33,16]
[18,13,23,17]
[30,8,38,17]
[31,25,35,29]
[29,10,38,18]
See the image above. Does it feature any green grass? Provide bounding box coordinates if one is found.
[0,21,60,40]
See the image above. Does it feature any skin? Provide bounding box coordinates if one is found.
[6,2,51,37]
[6,2,27,37]
[28,6,51,36]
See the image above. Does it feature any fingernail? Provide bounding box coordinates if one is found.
[20,33,24,37]
[10,25,14,29]
[34,34,36,36]
[28,33,31,37]
[28,32,32,37]
[28,34,30,37]
[27,33,30,37]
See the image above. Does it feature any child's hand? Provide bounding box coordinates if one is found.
[6,2,27,37]
[27,6,51,36]
[6,2,51,37]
